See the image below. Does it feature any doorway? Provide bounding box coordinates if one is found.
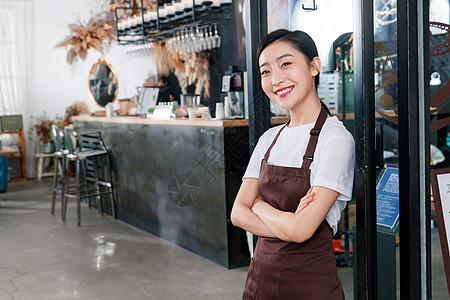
[246,0,449,298]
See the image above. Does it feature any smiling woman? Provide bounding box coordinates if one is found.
[231,30,355,300]
[257,30,331,126]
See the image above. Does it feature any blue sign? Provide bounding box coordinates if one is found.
[376,167,400,230]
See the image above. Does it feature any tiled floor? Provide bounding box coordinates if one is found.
[0,179,447,299]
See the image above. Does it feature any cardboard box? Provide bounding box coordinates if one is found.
[0,115,23,131]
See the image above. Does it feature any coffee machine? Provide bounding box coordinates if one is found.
[222,66,245,118]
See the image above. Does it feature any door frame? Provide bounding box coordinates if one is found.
[396,0,431,299]
[354,0,431,299]
[353,1,378,299]
[246,0,431,298]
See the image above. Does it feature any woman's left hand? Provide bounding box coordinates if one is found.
[251,196,265,213]
[295,188,315,214]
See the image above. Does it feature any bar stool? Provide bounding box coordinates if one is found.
[50,125,67,217]
[62,127,115,226]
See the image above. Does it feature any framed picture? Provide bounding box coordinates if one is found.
[137,87,159,114]
[430,168,450,297]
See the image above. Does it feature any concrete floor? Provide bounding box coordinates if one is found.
[0,179,447,299]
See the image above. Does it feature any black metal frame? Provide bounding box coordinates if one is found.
[245,0,270,153]
[397,0,431,299]
[424,0,431,291]
[115,0,232,45]
[353,0,377,299]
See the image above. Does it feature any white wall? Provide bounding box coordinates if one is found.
[32,0,157,119]
[27,0,156,178]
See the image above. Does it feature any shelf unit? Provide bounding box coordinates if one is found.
[115,0,232,45]
[0,130,26,181]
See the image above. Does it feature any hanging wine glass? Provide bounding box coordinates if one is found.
[213,24,221,49]
[194,26,203,52]
[206,25,213,50]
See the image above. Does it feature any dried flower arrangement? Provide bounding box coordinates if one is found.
[34,113,64,143]
[55,3,118,65]
[153,42,185,77]
[64,101,91,126]
[158,42,212,100]
[185,51,211,99]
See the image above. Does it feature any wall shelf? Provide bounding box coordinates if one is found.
[115,0,232,45]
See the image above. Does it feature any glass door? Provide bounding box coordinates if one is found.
[247,0,441,298]
[354,0,434,299]
[429,0,450,299]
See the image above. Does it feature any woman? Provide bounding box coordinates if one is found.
[230,29,355,299]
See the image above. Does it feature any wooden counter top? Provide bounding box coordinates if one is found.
[74,109,396,128]
[72,115,291,127]
[72,115,250,127]
[0,145,20,156]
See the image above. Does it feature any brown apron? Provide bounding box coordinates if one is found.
[242,107,345,300]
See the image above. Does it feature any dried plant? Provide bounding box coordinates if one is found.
[55,11,117,65]
[185,51,211,99]
[153,42,185,78]
[64,101,91,126]
[33,113,64,142]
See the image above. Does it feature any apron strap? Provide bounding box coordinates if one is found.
[263,121,290,161]
[301,107,328,169]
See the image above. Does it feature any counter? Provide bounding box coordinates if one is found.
[72,115,254,268]
[73,115,289,127]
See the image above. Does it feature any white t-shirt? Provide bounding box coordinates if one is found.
[243,116,355,234]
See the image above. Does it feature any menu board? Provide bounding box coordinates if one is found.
[376,167,400,230]
[431,168,450,296]
[137,87,159,114]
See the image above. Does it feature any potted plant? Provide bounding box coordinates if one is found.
[34,114,64,153]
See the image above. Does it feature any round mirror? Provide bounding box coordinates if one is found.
[88,58,118,107]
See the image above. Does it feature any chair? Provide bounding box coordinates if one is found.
[50,125,66,217]
[62,127,115,226]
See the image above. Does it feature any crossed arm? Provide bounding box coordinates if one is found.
[230,178,339,243]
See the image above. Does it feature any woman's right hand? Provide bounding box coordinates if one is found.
[295,188,315,214]
[231,178,277,238]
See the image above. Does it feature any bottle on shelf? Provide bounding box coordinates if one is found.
[220,0,232,7]
[211,0,221,10]
[123,17,131,31]
[117,20,125,34]
[182,0,193,12]
[202,0,213,7]
[130,14,139,30]
[194,0,203,9]
[165,3,175,18]
[173,0,184,15]
[158,6,168,23]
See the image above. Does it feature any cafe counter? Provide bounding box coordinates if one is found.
[72,115,259,268]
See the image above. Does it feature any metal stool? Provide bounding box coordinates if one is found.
[50,125,67,217]
[62,127,116,226]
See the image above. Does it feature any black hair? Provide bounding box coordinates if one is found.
[256,29,331,115]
